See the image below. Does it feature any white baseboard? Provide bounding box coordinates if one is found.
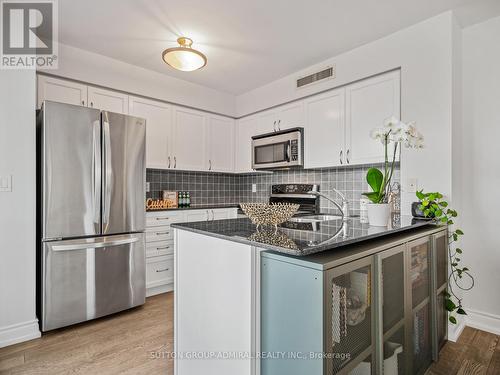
[0,320,41,348]
[448,317,466,342]
[465,307,500,335]
[146,283,173,297]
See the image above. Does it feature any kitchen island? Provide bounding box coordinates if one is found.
[172,216,447,375]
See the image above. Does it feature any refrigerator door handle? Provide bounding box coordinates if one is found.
[102,115,113,228]
[51,236,139,252]
[92,120,101,230]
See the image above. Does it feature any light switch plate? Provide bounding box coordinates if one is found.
[0,175,12,192]
[406,178,418,193]
[146,182,150,193]
[252,184,257,193]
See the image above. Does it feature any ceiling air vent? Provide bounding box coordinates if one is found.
[296,66,335,88]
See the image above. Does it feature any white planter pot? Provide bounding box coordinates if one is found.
[367,203,390,227]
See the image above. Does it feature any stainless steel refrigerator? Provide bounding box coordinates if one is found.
[37,101,146,332]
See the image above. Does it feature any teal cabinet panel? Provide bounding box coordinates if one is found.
[261,257,324,375]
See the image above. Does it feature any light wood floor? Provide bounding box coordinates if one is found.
[0,293,173,375]
[1,292,499,375]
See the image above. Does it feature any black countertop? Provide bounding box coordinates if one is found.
[171,215,434,256]
[146,204,240,212]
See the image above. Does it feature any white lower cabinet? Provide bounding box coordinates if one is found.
[146,208,238,296]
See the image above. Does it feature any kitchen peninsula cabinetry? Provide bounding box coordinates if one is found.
[261,226,447,375]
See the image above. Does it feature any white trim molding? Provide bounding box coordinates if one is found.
[465,307,500,336]
[0,320,41,348]
[448,318,466,342]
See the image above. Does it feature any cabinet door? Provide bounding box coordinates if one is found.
[37,75,88,108]
[207,115,235,172]
[379,245,407,375]
[303,88,345,169]
[345,70,400,165]
[172,108,207,171]
[88,86,129,114]
[256,109,278,135]
[325,256,374,374]
[407,236,432,375]
[212,209,230,220]
[129,96,172,169]
[431,230,448,357]
[185,210,209,222]
[276,101,304,131]
[235,116,258,172]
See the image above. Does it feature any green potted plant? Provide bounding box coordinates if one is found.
[363,117,423,226]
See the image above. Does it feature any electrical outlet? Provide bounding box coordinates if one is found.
[146,182,150,193]
[0,175,12,192]
[406,178,418,193]
[252,184,257,193]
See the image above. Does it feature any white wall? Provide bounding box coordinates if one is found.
[461,15,500,333]
[39,43,236,117]
[0,70,40,347]
[236,12,457,217]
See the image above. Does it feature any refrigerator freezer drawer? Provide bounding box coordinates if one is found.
[41,233,146,332]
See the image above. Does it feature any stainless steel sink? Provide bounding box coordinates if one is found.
[288,214,343,223]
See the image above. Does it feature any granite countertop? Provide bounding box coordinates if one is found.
[146,204,240,212]
[171,215,434,256]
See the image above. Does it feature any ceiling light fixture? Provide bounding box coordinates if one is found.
[162,37,207,72]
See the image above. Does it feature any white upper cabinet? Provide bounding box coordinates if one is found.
[129,96,173,169]
[303,88,346,169]
[207,115,235,173]
[87,86,129,114]
[37,75,88,108]
[276,101,304,131]
[235,115,259,173]
[172,107,207,171]
[256,109,278,135]
[345,70,400,165]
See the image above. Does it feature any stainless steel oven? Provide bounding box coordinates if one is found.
[252,127,303,170]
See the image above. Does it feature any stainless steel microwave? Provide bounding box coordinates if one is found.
[251,127,304,170]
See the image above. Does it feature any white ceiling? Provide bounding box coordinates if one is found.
[58,0,499,95]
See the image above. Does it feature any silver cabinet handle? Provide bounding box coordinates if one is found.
[273,120,276,132]
[174,156,177,168]
[90,102,94,107]
[156,268,170,273]
[340,150,343,165]
[156,231,170,235]
[211,210,215,221]
[82,100,85,106]
[209,159,212,171]
[278,119,281,131]
[206,210,210,221]
[168,156,171,168]
[155,217,170,221]
[346,149,350,164]
[157,246,170,250]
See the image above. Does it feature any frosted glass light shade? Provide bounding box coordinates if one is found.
[162,37,207,72]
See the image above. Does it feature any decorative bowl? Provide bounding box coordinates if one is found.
[240,203,300,228]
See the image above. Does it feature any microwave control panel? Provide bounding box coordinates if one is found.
[290,140,298,161]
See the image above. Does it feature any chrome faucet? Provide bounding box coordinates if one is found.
[307,188,349,221]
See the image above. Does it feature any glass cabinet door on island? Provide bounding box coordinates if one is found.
[407,236,433,375]
[377,245,407,375]
[325,257,375,374]
[432,230,449,358]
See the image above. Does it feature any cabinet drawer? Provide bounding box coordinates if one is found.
[146,226,173,242]
[146,255,174,288]
[146,241,174,258]
[146,211,186,227]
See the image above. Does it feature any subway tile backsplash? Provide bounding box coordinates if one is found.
[146,164,400,216]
